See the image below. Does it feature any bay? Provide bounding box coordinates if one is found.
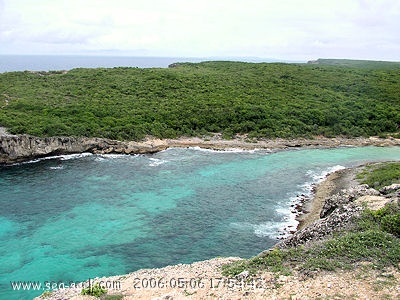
[1,146,400,299]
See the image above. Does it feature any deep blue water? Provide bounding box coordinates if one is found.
[1,146,400,299]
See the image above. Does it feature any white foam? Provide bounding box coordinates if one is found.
[273,165,346,238]
[148,158,168,167]
[306,165,346,184]
[59,153,93,160]
[253,222,287,238]
[97,154,135,159]
[229,221,291,239]
[228,166,347,239]
[49,166,64,170]
[300,165,345,195]
[188,146,263,154]
[275,207,300,237]
[20,153,93,165]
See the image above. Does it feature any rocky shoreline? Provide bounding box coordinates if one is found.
[295,167,357,231]
[1,130,400,165]
[34,163,400,300]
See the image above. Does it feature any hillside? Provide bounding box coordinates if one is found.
[1,60,400,140]
[308,58,400,69]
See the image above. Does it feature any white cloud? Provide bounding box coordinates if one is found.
[0,0,399,61]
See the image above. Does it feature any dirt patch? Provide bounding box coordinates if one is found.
[356,195,391,210]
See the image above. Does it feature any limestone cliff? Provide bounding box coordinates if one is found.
[0,135,166,164]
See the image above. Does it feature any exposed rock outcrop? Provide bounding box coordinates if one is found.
[275,202,364,249]
[319,184,380,218]
[0,135,169,164]
[274,181,399,250]
[379,183,400,196]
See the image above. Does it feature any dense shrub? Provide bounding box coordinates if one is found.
[381,213,400,237]
[1,61,400,140]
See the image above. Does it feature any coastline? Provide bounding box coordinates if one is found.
[1,131,400,165]
[3,131,399,298]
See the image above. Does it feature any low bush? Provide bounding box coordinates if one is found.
[81,283,107,297]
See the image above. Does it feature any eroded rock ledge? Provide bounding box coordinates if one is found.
[0,135,166,164]
[1,133,400,165]
[275,171,400,250]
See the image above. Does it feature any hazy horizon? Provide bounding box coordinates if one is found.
[1,0,399,61]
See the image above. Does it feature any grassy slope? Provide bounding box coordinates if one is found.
[0,60,400,140]
[357,162,400,189]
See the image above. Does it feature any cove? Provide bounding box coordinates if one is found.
[1,146,400,299]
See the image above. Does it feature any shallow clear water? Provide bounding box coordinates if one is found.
[1,146,400,299]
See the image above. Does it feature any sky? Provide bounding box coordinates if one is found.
[0,0,399,61]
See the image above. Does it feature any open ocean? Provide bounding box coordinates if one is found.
[0,55,276,73]
[1,146,400,299]
[0,55,207,72]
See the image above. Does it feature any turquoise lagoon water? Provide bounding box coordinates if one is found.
[1,146,400,299]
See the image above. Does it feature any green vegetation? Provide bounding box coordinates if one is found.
[223,162,400,277]
[81,283,107,297]
[363,203,400,237]
[222,248,297,277]
[0,60,400,140]
[309,58,400,69]
[39,291,52,298]
[356,162,400,189]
